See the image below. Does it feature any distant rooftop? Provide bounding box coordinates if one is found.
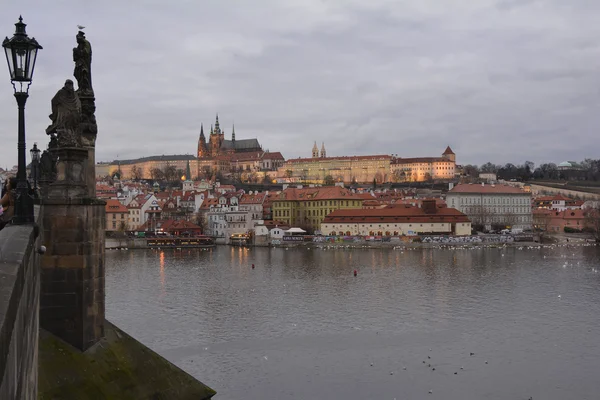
[109,154,197,165]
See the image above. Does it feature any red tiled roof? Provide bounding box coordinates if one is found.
[391,157,447,164]
[443,146,455,155]
[323,205,469,224]
[105,199,128,213]
[230,152,263,162]
[263,220,289,229]
[154,192,171,200]
[286,155,391,164]
[200,198,220,209]
[263,152,285,160]
[355,193,375,199]
[449,184,527,194]
[240,193,267,204]
[274,187,364,202]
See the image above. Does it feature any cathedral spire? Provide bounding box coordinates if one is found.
[312,141,319,158]
[232,124,236,142]
[320,142,326,158]
[215,113,220,134]
[210,124,214,135]
[199,123,205,140]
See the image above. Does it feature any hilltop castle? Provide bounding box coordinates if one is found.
[197,114,262,159]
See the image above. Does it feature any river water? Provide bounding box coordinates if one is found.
[106,245,600,399]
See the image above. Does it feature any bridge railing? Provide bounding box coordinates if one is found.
[0,210,41,399]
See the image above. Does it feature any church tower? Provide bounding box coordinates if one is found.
[185,159,192,181]
[312,141,319,158]
[232,124,236,145]
[210,123,220,156]
[197,123,208,158]
[321,142,326,158]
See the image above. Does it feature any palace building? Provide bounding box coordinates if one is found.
[276,143,457,184]
[277,142,391,184]
[390,146,456,182]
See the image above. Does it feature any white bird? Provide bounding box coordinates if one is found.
[77,25,86,30]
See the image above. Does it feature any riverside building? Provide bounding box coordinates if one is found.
[445,183,532,231]
[321,200,471,236]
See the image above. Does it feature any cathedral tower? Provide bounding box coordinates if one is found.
[197,123,208,158]
[312,141,319,158]
[321,142,326,158]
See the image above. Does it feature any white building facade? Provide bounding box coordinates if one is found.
[446,183,532,231]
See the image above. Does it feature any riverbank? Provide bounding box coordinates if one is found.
[106,237,215,250]
[107,235,597,251]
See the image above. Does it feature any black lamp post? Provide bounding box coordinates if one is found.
[30,142,41,193]
[2,16,42,224]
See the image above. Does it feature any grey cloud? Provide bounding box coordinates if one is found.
[0,0,598,169]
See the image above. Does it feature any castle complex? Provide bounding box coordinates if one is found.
[274,144,456,184]
[97,117,456,184]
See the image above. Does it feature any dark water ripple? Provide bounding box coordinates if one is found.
[106,246,600,399]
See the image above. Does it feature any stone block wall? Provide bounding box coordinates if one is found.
[40,199,105,351]
[0,222,41,399]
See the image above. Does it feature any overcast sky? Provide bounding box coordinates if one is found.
[1,0,599,169]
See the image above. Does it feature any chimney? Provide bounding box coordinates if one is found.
[422,199,437,214]
[481,182,485,187]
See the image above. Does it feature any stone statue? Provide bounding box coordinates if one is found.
[39,149,57,184]
[73,31,93,96]
[46,79,81,147]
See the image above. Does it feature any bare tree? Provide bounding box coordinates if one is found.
[299,169,309,183]
[470,205,494,231]
[131,165,142,181]
[151,168,164,180]
[163,165,178,182]
[584,206,600,242]
[263,173,272,184]
[503,212,518,229]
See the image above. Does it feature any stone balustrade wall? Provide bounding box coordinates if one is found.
[0,218,41,399]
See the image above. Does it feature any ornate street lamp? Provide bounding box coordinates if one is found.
[2,16,42,224]
[30,142,41,193]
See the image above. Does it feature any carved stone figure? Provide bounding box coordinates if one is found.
[39,150,57,184]
[46,79,82,147]
[73,31,93,96]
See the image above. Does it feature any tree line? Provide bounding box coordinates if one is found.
[461,159,600,181]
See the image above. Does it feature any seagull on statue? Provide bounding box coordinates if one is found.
[77,25,86,30]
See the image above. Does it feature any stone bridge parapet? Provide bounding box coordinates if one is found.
[0,210,41,399]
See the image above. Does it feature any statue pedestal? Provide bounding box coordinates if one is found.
[46,147,88,199]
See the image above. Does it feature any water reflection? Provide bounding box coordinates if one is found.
[159,251,166,296]
[106,245,600,400]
